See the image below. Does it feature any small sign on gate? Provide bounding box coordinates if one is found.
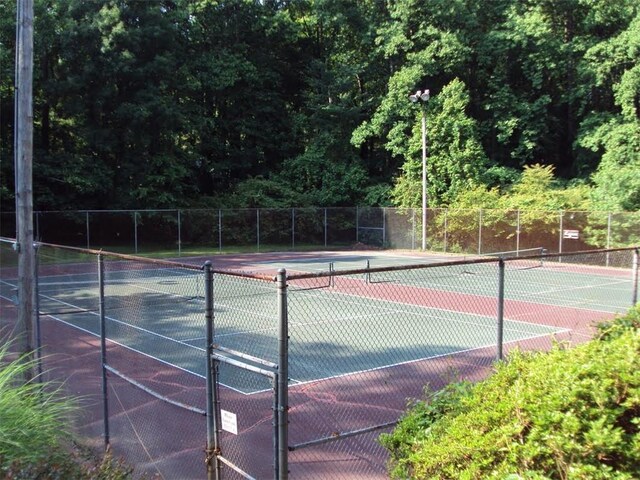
[563,229,580,239]
[221,409,238,435]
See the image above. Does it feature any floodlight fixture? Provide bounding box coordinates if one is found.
[410,89,429,104]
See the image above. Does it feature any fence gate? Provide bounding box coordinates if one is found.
[207,346,281,479]
[204,264,289,480]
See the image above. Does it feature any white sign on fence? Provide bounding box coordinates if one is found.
[221,409,238,435]
[563,229,580,239]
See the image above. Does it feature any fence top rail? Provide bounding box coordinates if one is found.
[2,207,638,215]
[32,240,204,271]
[211,268,275,282]
[286,246,639,280]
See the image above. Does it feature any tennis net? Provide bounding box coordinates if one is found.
[366,247,545,286]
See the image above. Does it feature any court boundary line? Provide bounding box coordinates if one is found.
[294,283,559,332]
[37,313,207,381]
[334,272,630,315]
[36,290,206,351]
[282,326,571,393]
[287,300,556,336]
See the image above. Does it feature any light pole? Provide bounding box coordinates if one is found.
[409,89,430,251]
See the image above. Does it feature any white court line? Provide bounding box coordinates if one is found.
[295,286,556,332]
[366,273,629,314]
[32,306,206,381]
[2,289,249,394]
[286,327,571,391]
[104,281,204,305]
[37,292,205,350]
[213,325,279,339]
[530,278,629,297]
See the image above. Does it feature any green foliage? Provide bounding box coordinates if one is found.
[2,0,640,210]
[380,381,474,464]
[391,78,488,208]
[597,304,640,341]
[0,342,133,479]
[577,11,640,212]
[0,346,75,470]
[588,121,640,212]
[381,307,640,479]
[441,165,595,252]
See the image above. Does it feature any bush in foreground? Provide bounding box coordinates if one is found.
[381,306,640,479]
[0,343,132,479]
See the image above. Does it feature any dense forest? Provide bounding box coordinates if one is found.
[1,0,639,212]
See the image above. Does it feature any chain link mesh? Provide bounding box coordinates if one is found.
[18,244,207,478]
[1,236,637,479]
[10,208,639,255]
[284,248,637,478]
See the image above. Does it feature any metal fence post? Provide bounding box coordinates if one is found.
[134,211,138,254]
[34,243,42,379]
[382,207,386,247]
[411,209,416,250]
[204,262,221,480]
[633,248,638,306]
[177,210,182,256]
[257,209,261,252]
[98,254,110,449]
[356,206,359,243]
[478,209,483,255]
[292,208,295,250]
[273,373,280,479]
[516,210,520,254]
[558,211,564,258]
[496,258,505,360]
[444,209,448,253]
[606,213,612,267]
[218,209,222,253]
[324,208,327,248]
[276,269,289,479]
[86,211,90,249]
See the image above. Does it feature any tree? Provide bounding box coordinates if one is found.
[392,78,488,208]
[580,12,640,212]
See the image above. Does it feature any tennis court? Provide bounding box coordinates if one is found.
[1,243,638,479]
[2,248,632,396]
[231,248,633,314]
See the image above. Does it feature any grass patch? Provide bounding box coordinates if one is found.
[0,343,133,479]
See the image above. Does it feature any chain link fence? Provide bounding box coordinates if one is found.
[283,247,638,478]
[1,240,212,479]
[1,236,638,479]
[1,208,638,255]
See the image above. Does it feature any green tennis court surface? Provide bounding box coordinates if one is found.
[0,266,562,395]
[0,250,633,394]
[250,252,632,314]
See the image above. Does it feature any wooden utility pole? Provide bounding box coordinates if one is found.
[15,0,36,379]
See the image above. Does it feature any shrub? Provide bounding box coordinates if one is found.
[381,308,640,479]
